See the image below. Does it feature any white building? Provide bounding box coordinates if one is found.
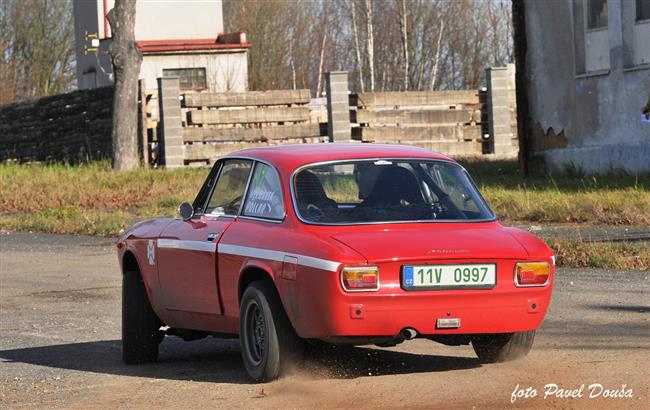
[72,0,249,92]
[519,0,650,174]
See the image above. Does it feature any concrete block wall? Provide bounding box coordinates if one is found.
[325,71,351,141]
[486,65,517,156]
[157,77,184,167]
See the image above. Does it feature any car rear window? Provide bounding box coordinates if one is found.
[293,159,494,224]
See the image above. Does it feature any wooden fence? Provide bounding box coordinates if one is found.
[351,90,486,156]
[158,78,327,166]
[0,67,516,166]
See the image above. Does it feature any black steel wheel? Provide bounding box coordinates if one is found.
[239,281,300,382]
[244,300,266,365]
[122,270,163,364]
[471,330,535,363]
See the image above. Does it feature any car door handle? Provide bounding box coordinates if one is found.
[207,232,219,241]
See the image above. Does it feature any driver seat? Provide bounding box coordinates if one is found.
[361,165,424,207]
[295,171,338,212]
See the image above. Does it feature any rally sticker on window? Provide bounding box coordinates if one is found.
[244,190,275,216]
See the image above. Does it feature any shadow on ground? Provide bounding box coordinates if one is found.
[586,304,648,313]
[0,337,481,384]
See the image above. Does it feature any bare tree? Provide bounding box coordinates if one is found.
[289,37,297,90]
[365,0,375,92]
[107,0,141,170]
[351,1,364,92]
[316,9,329,97]
[430,20,444,91]
[399,0,408,91]
[0,0,75,105]
[223,0,513,93]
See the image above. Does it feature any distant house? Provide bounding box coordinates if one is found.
[516,0,650,174]
[72,0,250,92]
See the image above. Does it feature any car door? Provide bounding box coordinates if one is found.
[157,159,253,314]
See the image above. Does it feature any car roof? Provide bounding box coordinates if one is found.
[223,143,454,172]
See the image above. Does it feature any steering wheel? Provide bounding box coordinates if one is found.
[306,203,325,219]
[224,195,243,213]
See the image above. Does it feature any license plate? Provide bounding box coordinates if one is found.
[402,264,496,290]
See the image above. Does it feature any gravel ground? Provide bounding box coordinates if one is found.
[0,231,648,409]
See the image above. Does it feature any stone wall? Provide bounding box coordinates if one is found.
[0,87,113,162]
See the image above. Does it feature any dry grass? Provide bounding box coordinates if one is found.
[547,238,650,271]
[460,158,650,226]
[3,159,649,230]
[0,161,207,235]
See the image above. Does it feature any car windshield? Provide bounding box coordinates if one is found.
[293,159,495,224]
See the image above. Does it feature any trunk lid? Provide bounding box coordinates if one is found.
[329,222,528,263]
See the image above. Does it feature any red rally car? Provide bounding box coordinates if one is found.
[116,144,554,381]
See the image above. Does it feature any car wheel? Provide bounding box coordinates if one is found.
[471,330,535,363]
[240,281,300,382]
[122,270,163,364]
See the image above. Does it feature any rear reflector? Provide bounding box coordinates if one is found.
[437,318,461,329]
[514,262,550,287]
[340,266,379,291]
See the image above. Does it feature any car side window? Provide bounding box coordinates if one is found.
[428,164,480,213]
[242,163,285,220]
[205,159,253,216]
[192,162,222,214]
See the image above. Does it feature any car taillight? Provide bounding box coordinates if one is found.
[340,266,380,292]
[514,262,550,287]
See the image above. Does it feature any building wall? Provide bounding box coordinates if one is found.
[73,0,115,89]
[98,0,223,40]
[632,17,650,65]
[140,51,248,93]
[524,0,650,174]
[72,0,236,92]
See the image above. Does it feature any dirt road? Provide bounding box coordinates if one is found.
[1,231,648,409]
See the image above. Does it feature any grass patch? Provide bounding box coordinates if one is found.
[459,158,650,225]
[0,161,207,235]
[1,161,207,213]
[1,160,649,269]
[1,158,649,235]
[547,238,650,270]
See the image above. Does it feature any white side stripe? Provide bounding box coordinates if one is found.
[218,243,341,272]
[158,239,217,253]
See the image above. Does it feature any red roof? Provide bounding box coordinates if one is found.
[136,33,250,53]
[225,143,453,173]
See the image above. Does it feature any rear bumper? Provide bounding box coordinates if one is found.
[285,260,553,338]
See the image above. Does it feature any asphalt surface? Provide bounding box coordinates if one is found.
[0,231,648,409]
[514,223,650,244]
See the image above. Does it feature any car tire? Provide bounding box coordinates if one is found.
[122,270,163,364]
[471,330,535,363]
[239,281,300,382]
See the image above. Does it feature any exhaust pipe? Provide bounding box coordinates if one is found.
[375,327,419,347]
[400,327,418,340]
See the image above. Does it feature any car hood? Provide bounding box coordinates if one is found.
[329,223,529,263]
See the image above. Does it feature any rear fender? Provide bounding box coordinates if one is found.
[236,259,302,328]
[238,259,279,301]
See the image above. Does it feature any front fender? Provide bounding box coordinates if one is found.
[116,217,175,311]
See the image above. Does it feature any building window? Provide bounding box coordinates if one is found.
[633,0,650,65]
[638,0,650,21]
[163,68,207,90]
[587,0,608,29]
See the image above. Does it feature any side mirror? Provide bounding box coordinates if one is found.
[178,202,194,221]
